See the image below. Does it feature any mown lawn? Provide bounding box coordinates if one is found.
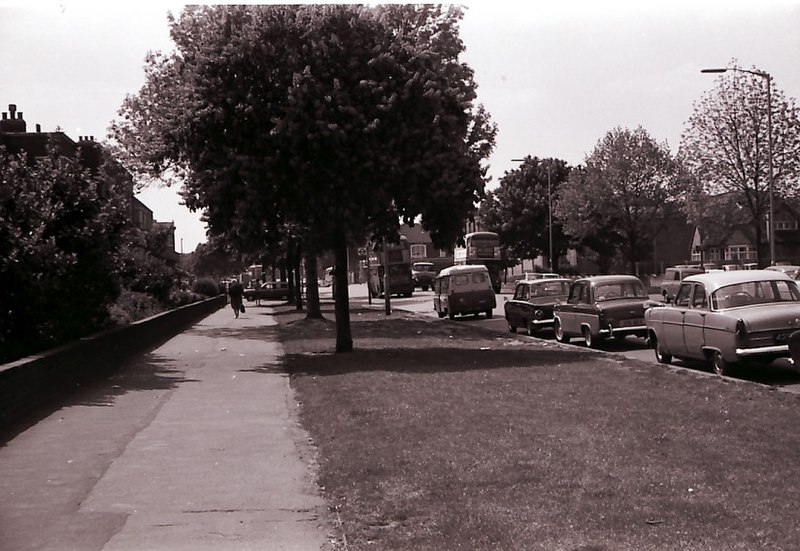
[274,304,800,551]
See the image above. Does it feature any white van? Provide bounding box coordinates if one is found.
[433,265,497,320]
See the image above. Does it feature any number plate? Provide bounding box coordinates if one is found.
[617,318,644,328]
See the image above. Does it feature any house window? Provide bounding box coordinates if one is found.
[725,245,755,261]
[776,220,798,231]
[410,244,427,259]
[707,249,721,261]
[691,251,702,262]
[439,249,448,258]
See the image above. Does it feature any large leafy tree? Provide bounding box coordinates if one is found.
[0,148,127,362]
[111,4,495,352]
[478,157,569,272]
[680,62,800,266]
[554,126,674,274]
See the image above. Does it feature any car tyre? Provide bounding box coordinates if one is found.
[582,326,597,348]
[526,320,537,336]
[712,350,732,376]
[508,320,517,333]
[651,335,672,364]
[448,310,455,320]
[554,319,570,343]
[485,309,493,319]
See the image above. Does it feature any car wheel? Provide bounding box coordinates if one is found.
[448,310,455,320]
[554,319,570,343]
[712,350,732,376]
[651,334,672,364]
[582,326,597,348]
[526,320,537,336]
[508,319,517,333]
[485,309,493,319]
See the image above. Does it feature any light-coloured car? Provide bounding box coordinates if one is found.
[766,264,800,278]
[504,278,571,335]
[433,265,496,320]
[522,272,561,280]
[553,275,653,348]
[645,270,800,375]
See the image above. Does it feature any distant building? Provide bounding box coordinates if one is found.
[0,103,177,265]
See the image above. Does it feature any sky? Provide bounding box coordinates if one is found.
[2,1,799,253]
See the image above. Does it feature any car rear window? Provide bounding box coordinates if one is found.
[712,279,800,309]
[595,281,648,301]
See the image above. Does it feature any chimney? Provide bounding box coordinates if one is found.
[0,103,27,133]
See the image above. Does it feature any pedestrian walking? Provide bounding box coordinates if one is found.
[228,278,244,318]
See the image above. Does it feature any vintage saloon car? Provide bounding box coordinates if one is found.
[553,275,652,348]
[504,278,571,335]
[645,270,800,376]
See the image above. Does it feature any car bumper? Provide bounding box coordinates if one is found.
[600,324,647,338]
[736,344,789,358]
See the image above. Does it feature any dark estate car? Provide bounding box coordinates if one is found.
[411,262,437,291]
[553,275,653,348]
[244,281,290,301]
[504,278,571,335]
[646,270,800,376]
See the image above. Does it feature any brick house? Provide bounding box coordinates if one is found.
[398,223,454,273]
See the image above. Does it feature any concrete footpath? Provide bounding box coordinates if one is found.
[0,304,330,551]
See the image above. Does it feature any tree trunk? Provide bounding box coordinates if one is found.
[333,228,353,353]
[304,246,322,319]
[294,241,303,311]
[285,248,296,304]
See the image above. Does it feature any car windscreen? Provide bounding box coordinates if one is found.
[711,279,800,309]
[595,281,648,302]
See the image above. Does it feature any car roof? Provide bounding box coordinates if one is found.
[683,269,793,292]
[438,264,489,277]
[573,275,643,285]
[516,278,571,286]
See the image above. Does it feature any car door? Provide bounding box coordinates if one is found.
[506,283,528,326]
[660,282,692,357]
[560,282,587,335]
[682,283,709,360]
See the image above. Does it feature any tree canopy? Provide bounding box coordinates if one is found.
[478,157,569,271]
[111,4,496,351]
[680,62,800,265]
[554,126,674,274]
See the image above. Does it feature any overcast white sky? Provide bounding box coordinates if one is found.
[3,1,799,252]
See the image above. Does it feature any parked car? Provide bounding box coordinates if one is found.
[766,264,800,278]
[433,264,496,320]
[553,275,652,348]
[504,278,571,335]
[244,281,290,301]
[660,265,705,303]
[522,272,561,280]
[411,262,437,291]
[645,270,800,375]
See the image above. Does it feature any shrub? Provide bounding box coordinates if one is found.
[106,290,165,326]
[192,277,220,297]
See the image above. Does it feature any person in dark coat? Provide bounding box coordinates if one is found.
[228,279,244,318]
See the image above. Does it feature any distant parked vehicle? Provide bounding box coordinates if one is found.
[766,264,800,278]
[504,278,571,335]
[660,265,705,303]
[553,275,653,348]
[434,265,496,320]
[244,281,290,302]
[411,262,437,291]
[522,272,561,280]
[645,270,800,376]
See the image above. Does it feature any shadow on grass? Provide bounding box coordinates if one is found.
[284,346,592,376]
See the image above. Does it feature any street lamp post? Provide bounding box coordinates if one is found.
[701,66,775,266]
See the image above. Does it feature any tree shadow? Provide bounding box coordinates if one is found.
[284,346,594,377]
[0,352,199,446]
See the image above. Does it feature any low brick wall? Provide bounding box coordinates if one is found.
[0,295,227,431]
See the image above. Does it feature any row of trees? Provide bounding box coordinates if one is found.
[111,5,497,352]
[480,64,800,273]
[0,147,182,364]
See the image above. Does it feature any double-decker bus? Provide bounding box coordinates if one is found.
[454,231,503,293]
[367,236,414,298]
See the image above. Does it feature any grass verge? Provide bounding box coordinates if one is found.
[275,304,800,551]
